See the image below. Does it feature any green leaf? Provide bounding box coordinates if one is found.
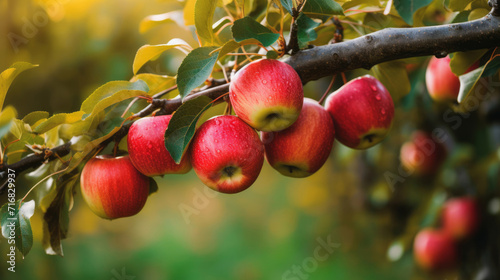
[133,39,191,74]
[22,111,50,127]
[458,56,500,103]
[33,111,86,134]
[184,0,196,26]
[302,0,344,17]
[0,106,17,139]
[280,0,294,14]
[66,126,122,173]
[81,80,150,113]
[130,74,177,98]
[149,178,159,195]
[450,49,487,76]
[297,13,320,49]
[371,61,411,102]
[342,0,381,10]
[42,172,78,256]
[139,11,184,33]
[177,47,220,98]
[165,96,213,164]
[195,0,218,45]
[393,0,433,25]
[448,0,470,11]
[1,200,35,257]
[0,62,38,111]
[232,17,280,47]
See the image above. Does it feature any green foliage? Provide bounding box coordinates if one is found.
[0,62,38,111]
[296,13,320,48]
[394,0,433,25]
[164,95,214,164]
[232,17,280,47]
[0,200,35,257]
[458,54,500,102]
[176,47,220,98]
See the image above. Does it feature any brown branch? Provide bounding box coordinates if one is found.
[2,12,500,182]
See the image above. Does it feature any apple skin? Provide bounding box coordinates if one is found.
[128,115,191,176]
[229,59,304,132]
[190,115,265,194]
[400,131,447,176]
[442,197,479,240]
[413,228,457,271]
[80,155,150,219]
[262,98,335,178]
[425,56,477,102]
[324,75,394,149]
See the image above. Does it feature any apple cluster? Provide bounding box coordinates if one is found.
[80,59,396,218]
[413,197,479,271]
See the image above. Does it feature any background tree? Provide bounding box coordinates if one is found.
[0,0,499,279]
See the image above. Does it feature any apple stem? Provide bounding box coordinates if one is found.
[318,74,337,105]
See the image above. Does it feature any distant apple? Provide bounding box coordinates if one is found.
[80,155,150,219]
[413,228,457,271]
[262,98,335,177]
[190,115,265,194]
[229,59,303,132]
[442,197,479,240]
[325,75,394,149]
[400,131,447,176]
[128,115,191,176]
[425,56,478,102]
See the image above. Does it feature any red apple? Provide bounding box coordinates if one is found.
[229,59,303,132]
[128,115,191,176]
[324,75,394,149]
[262,98,335,177]
[80,155,150,219]
[413,228,457,271]
[442,197,479,240]
[400,131,447,176]
[190,115,264,193]
[425,56,477,102]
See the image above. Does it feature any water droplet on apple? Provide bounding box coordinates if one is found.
[148,144,153,149]
[381,109,386,115]
[262,80,268,84]
[217,149,221,153]
[375,95,381,101]
[371,85,378,91]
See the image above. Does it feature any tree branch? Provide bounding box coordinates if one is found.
[284,14,500,83]
[2,13,500,179]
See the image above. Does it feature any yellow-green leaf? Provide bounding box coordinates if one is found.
[195,0,218,45]
[184,0,196,26]
[0,62,38,111]
[139,11,184,33]
[22,111,50,127]
[34,111,86,134]
[81,80,149,113]
[0,106,17,139]
[450,49,487,76]
[133,39,191,74]
[130,74,177,98]
[371,61,411,102]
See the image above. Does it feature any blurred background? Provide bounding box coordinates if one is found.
[1,0,500,279]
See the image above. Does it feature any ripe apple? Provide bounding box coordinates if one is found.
[190,115,265,194]
[400,131,447,176]
[425,56,477,102]
[413,228,457,271]
[128,115,191,176]
[80,155,150,219]
[262,98,335,178]
[229,59,303,132]
[442,197,479,240]
[324,75,394,149]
